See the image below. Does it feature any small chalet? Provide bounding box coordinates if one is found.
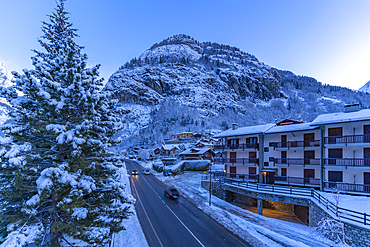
[180,148,214,161]
[154,144,180,156]
[195,140,214,149]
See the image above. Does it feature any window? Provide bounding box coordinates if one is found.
[281,168,287,176]
[264,162,269,166]
[269,157,275,162]
[264,147,269,152]
[269,142,275,147]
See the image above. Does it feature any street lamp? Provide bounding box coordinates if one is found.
[209,163,212,206]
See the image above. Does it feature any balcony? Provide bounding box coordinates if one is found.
[275,176,320,186]
[324,134,370,146]
[324,181,370,194]
[274,158,320,166]
[213,157,259,165]
[274,140,320,150]
[213,143,259,151]
[324,158,370,167]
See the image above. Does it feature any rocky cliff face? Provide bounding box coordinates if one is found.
[106,35,370,147]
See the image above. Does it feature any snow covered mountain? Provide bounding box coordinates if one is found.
[359,80,370,93]
[107,35,370,146]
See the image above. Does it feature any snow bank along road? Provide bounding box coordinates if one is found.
[126,160,250,247]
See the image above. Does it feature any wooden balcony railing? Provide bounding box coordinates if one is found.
[274,140,320,149]
[213,143,259,150]
[324,158,370,167]
[213,157,259,165]
[274,158,320,166]
[324,134,370,144]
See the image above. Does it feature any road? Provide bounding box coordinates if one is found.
[125,159,251,247]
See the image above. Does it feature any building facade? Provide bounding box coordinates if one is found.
[213,106,370,194]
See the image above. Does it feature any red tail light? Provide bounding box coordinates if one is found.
[170,193,173,196]
[178,193,181,195]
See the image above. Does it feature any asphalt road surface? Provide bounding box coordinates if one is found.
[126,159,251,247]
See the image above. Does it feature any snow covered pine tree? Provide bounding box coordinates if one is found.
[0,0,133,246]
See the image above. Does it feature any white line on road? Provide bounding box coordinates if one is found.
[131,162,205,247]
[131,177,164,247]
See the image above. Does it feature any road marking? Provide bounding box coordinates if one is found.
[131,177,164,247]
[130,162,205,247]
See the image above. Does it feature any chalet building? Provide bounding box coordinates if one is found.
[179,132,194,139]
[180,148,214,161]
[213,105,370,195]
[154,144,181,157]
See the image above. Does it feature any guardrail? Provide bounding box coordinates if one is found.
[324,158,370,167]
[213,143,259,150]
[201,176,369,226]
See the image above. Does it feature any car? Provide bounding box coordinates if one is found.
[143,169,151,175]
[164,187,181,199]
[132,169,138,175]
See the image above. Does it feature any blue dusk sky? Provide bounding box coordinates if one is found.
[1,0,370,90]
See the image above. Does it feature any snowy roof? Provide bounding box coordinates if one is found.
[162,144,180,150]
[214,123,275,138]
[311,109,370,125]
[180,148,211,155]
[265,122,319,134]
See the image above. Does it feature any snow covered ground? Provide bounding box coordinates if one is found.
[136,160,336,246]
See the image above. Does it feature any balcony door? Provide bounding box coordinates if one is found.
[304,169,315,184]
[281,151,287,164]
[304,133,314,147]
[227,139,239,149]
[230,166,236,178]
[281,135,287,148]
[230,152,236,163]
[364,148,370,166]
[364,125,370,142]
[328,171,343,182]
[328,127,342,144]
[328,149,342,165]
[249,151,257,163]
[304,151,315,165]
[365,172,370,192]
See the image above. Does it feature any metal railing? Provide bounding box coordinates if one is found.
[201,176,369,226]
[274,158,320,166]
[274,140,320,149]
[275,176,320,186]
[324,158,370,167]
[213,157,259,165]
[324,181,370,193]
[213,143,259,150]
[325,134,370,144]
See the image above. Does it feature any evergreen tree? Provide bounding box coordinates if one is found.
[0,1,133,246]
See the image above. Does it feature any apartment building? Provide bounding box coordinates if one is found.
[213,105,370,194]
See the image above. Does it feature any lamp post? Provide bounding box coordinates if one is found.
[209,164,212,206]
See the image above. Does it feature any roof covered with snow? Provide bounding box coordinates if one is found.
[180,148,211,155]
[162,144,180,150]
[214,123,275,138]
[266,122,319,134]
[311,109,370,125]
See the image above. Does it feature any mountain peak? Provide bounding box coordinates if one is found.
[150,34,202,52]
[359,80,370,93]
